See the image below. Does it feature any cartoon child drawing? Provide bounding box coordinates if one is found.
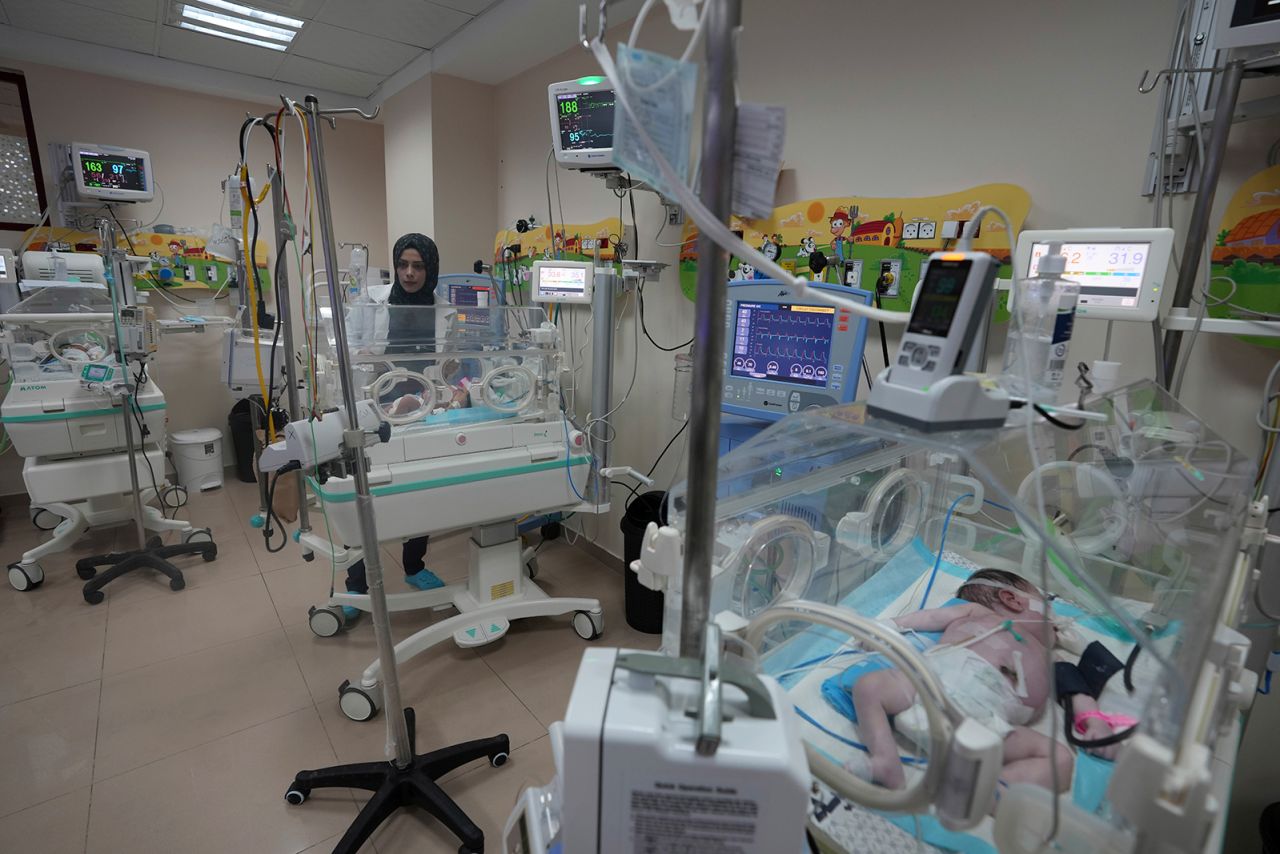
[760,236,782,265]
[829,209,852,263]
[797,235,817,258]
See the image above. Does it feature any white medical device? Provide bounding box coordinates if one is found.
[1214,0,1280,49]
[503,646,810,854]
[867,251,1008,431]
[71,142,154,203]
[1014,227,1174,322]
[0,249,16,287]
[548,77,617,170]
[532,259,594,304]
[20,251,107,286]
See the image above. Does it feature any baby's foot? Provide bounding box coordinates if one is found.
[870,754,906,789]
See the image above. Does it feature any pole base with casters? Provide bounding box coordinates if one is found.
[285,706,508,854]
[77,533,218,604]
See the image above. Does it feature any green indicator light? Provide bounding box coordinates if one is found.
[774,467,784,477]
[576,76,605,85]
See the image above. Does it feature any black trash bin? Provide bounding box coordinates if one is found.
[1263,802,1280,854]
[228,398,258,484]
[228,396,286,484]
[621,490,668,634]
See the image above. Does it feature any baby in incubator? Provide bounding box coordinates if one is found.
[851,568,1086,791]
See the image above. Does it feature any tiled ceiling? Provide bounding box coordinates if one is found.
[0,0,505,98]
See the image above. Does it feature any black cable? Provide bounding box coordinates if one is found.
[264,248,287,416]
[871,289,891,369]
[1067,443,1108,462]
[261,462,297,554]
[861,356,874,391]
[627,179,639,260]
[1123,640,1141,693]
[106,206,204,302]
[611,478,641,508]
[1034,404,1085,431]
[638,280,694,351]
[646,420,689,479]
[129,367,172,520]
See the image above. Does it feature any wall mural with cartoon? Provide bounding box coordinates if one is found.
[676,184,1031,320]
[491,217,625,294]
[1209,165,1280,348]
[18,226,272,293]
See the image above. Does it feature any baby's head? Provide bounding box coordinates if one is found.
[957,569,1045,617]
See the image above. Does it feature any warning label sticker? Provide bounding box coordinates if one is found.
[628,783,759,854]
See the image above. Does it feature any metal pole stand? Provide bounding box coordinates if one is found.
[76,225,217,604]
[281,95,507,854]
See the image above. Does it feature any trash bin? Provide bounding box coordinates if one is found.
[228,398,258,483]
[170,428,224,491]
[1263,802,1280,854]
[621,490,668,634]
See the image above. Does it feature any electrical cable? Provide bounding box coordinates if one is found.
[1034,404,1085,431]
[646,419,688,480]
[917,493,973,610]
[638,278,693,351]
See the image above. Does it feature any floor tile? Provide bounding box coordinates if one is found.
[103,573,281,675]
[96,526,261,606]
[265,560,346,628]
[300,834,346,853]
[0,681,99,818]
[0,607,106,707]
[87,707,357,854]
[370,735,554,854]
[0,786,90,854]
[286,616,545,768]
[95,628,313,781]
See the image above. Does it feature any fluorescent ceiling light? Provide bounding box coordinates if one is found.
[181,4,296,42]
[179,20,289,50]
[196,0,304,28]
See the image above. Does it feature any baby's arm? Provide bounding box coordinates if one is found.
[889,602,988,633]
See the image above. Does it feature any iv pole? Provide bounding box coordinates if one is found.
[283,95,509,854]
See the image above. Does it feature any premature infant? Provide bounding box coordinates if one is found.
[851,569,1072,791]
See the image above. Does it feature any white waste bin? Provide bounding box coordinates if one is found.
[170,428,224,491]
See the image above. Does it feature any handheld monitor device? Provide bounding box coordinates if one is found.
[72,142,154,202]
[722,280,872,421]
[532,259,594,304]
[548,77,616,170]
[1014,227,1173,322]
[868,251,1008,431]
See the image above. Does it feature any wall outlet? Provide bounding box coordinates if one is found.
[665,203,684,227]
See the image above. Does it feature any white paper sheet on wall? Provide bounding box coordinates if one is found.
[732,103,786,221]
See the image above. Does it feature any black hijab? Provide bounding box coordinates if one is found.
[387,232,438,349]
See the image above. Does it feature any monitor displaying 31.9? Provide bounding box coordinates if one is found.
[731,301,835,388]
[78,148,148,194]
[1028,241,1150,312]
[908,259,971,337]
[557,91,615,152]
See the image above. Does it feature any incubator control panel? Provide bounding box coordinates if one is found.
[721,281,872,421]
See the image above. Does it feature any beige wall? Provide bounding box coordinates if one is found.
[430,74,498,274]
[0,60,388,496]
[383,73,434,246]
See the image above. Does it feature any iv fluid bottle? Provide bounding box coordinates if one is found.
[1002,242,1079,403]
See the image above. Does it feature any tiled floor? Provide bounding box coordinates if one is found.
[0,476,659,853]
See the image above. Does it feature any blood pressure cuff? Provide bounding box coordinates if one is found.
[1055,641,1125,701]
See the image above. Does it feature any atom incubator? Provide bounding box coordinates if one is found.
[636,380,1259,853]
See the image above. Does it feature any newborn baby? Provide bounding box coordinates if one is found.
[851,569,1072,791]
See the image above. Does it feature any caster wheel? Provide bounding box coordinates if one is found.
[183,528,213,545]
[169,575,185,592]
[490,751,509,768]
[541,521,562,541]
[308,605,345,638]
[8,562,44,592]
[83,588,105,605]
[201,545,218,563]
[572,610,603,641]
[302,552,315,562]
[30,507,59,531]
[76,563,98,581]
[284,786,309,805]
[525,556,539,579]
[338,679,380,722]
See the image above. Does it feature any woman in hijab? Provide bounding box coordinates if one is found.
[343,233,446,615]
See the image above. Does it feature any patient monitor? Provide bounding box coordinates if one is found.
[548,77,617,170]
[71,142,154,203]
[1014,227,1174,322]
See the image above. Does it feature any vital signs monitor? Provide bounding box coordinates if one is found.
[532,260,594,304]
[1015,227,1174,322]
[548,78,616,170]
[722,280,872,421]
[72,142,154,203]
